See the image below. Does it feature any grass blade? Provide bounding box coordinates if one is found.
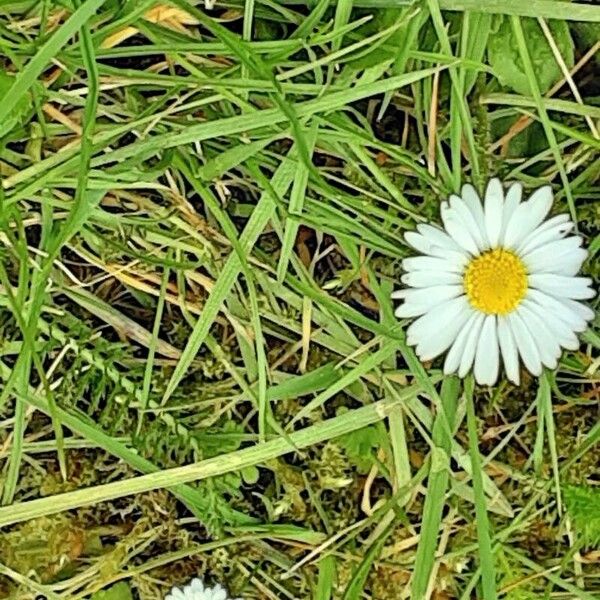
[465,377,497,600]
[411,376,459,599]
[0,0,106,124]
[0,387,419,527]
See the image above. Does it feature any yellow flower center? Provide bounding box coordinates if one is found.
[464,248,527,315]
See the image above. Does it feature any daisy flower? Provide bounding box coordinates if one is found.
[392,179,595,385]
[165,577,240,600]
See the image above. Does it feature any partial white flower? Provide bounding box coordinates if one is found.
[165,577,240,600]
[392,179,595,385]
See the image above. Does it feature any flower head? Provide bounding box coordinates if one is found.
[393,179,595,385]
[165,578,240,600]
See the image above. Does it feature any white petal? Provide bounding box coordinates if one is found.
[190,579,205,593]
[484,178,504,247]
[537,249,587,277]
[392,285,463,300]
[441,202,480,255]
[500,182,523,241]
[518,303,559,369]
[395,302,428,319]
[404,231,433,255]
[497,315,520,384]
[563,299,594,323]
[526,289,589,333]
[549,326,579,350]
[401,270,463,287]
[516,214,572,255]
[474,315,499,385]
[460,183,488,246]
[394,286,464,317]
[415,301,473,361]
[416,223,464,253]
[522,296,579,350]
[406,296,469,347]
[523,240,587,276]
[507,311,542,376]
[458,312,486,377]
[504,185,553,249]
[403,255,467,274]
[449,194,488,251]
[522,235,582,259]
[521,300,569,360]
[404,230,466,260]
[528,274,595,300]
[211,589,227,600]
[416,324,469,362]
[444,311,481,375]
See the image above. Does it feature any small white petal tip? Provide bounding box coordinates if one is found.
[165,578,240,600]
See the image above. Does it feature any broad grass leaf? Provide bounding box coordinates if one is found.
[348,8,418,71]
[0,71,33,137]
[488,17,574,96]
[91,582,133,600]
[571,22,600,63]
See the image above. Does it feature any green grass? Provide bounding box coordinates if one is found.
[0,1,599,599]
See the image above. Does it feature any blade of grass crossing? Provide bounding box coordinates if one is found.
[465,377,497,600]
[438,0,600,22]
[170,0,315,182]
[19,56,101,371]
[532,375,546,476]
[289,338,402,426]
[503,547,597,600]
[278,20,391,81]
[90,0,155,44]
[510,15,576,222]
[160,146,299,405]
[348,142,414,211]
[386,383,412,506]
[541,371,562,515]
[460,11,491,96]
[266,363,340,402]
[315,555,335,600]
[0,234,31,504]
[1,14,100,501]
[426,0,480,181]
[289,0,600,21]
[0,0,106,124]
[342,518,395,599]
[411,376,459,600]
[137,257,170,434]
[241,0,255,101]
[0,361,252,525]
[175,154,271,440]
[292,0,331,40]
[197,136,281,182]
[378,7,427,120]
[0,389,420,527]
[277,122,318,283]
[0,564,61,600]
[561,419,600,474]
[371,275,412,505]
[1,382,26,505]
[87,67,443,168]
[332,0,353,53]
